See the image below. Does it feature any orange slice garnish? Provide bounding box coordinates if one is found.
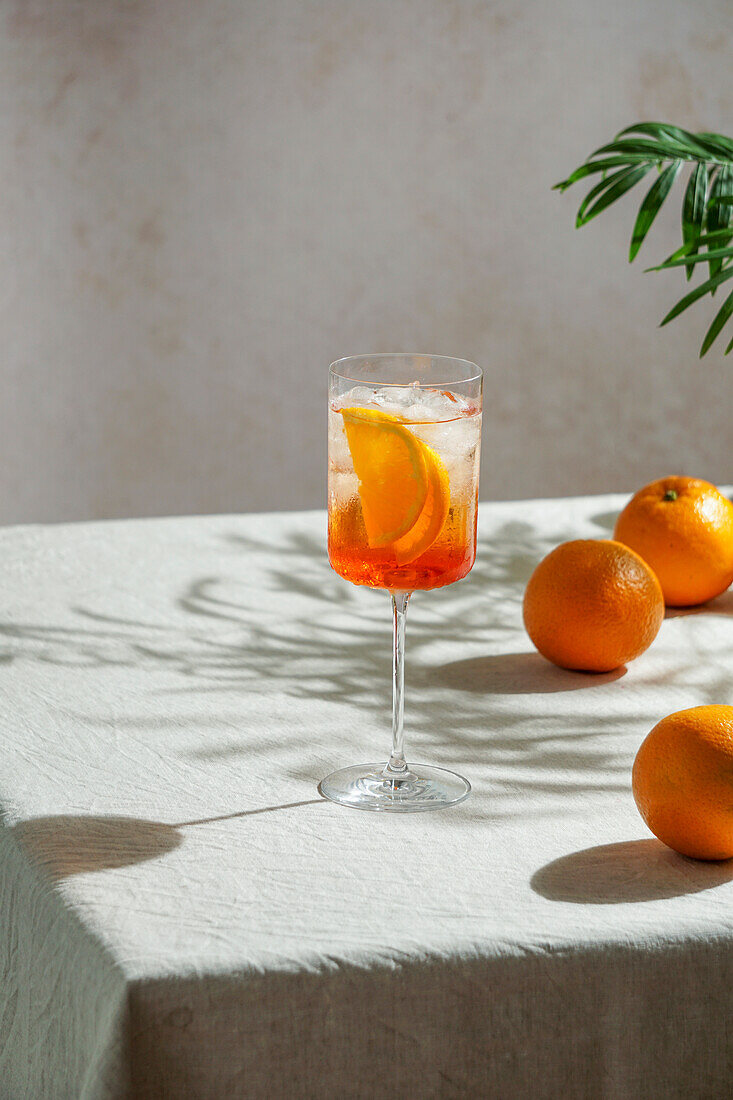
[393,445,450,565]
[340,407,450,561]
[340,407,429,546]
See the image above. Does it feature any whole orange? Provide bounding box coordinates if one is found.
[632,706,733,860]
[523,539,664,672]
[614,476,733,607]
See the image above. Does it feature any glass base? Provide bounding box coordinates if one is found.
[318,763,471,813]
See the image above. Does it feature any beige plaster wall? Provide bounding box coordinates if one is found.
[1,0,731,523]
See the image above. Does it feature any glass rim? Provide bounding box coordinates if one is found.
[329,353,483,387]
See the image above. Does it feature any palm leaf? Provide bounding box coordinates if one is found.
[573,166,637,225]
[706,166,733,281]
[698,132,733,157]
[576,164,652,227]
[618,124,733,163]
[652,230,733,267]
[554,155,661,191]
[617,124,712,161]
[681,163,708,279]
[647,248,733,271]
[660,264,733,326]
[557,122,733,356]
[699,287,733,355]
[619,122,710,151]
[591,138,685,160]
[629,161,681,260]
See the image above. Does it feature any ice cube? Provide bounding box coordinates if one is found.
[332,385,379,410]
[373,386,417,409]
[398,387,473,422]
[334,383,476,423]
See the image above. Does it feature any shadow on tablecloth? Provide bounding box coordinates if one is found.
[11,800,323,880]
[431,650,627,694]
[0,521,728,828]
[531,838,733,904]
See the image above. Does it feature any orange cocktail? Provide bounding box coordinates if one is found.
[328,388,481,591]
[320,355,483,815]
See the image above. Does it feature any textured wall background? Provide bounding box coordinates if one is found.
[1,0,731,523]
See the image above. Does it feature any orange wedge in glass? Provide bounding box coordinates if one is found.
[393,446,450,565]
[341,407,428,546]
[340,407,450,563]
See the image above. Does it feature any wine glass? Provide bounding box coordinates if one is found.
[320,354,482,811]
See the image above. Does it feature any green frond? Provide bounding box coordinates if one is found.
[660,265,733,326]
[651,230,733,268]
[681,163,709,279]
[629,161,681,261]
[700,288,733,355]
[556,121,733,357]
[706,166,733,282]
[616,123,714,160]
[697,132,733,158]
[646,247,733,272]
[575,164,652,227]
[553,155,660,191]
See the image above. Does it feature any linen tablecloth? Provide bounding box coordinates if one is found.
[1,494,732,1099]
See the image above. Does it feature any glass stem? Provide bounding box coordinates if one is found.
[383,590,412,782]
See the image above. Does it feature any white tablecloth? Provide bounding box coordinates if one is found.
[0,495,732,1098]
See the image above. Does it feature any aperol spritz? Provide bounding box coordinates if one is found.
[320,354,482,812]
